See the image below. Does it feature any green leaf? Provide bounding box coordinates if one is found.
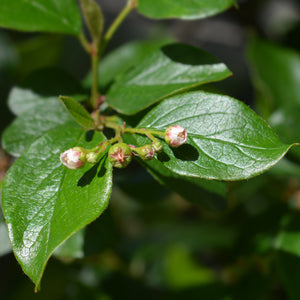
[122,133,227,209]
[2,126,113,289]
[269,108,300,159]
[8,67,85,116]
[275,214,300,257]
[19,68,85,97]
[145,161,227,210]
[248,38,300,160]
[79,0,104,45]
[0,0,81,35]
[2,100,74,157]
[165,246,216,289]
[8,87,58,116]
[137,91,293,181]
[17,36,64,78]
[0,31,18,74]
[247,37,300,114]
[269,158,300,179]
[0,222,12,256]
[83,39,171,89]
[59,96,95,129]
[0,210,12,256]
[106,43,232,115]
[54,229,85,260]
[138,0,236,20]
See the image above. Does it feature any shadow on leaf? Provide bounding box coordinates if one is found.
[172,144,199,161]
[157,151,170,162]
[161,43,219,66]
[77,156,106,187]
[85,130,94,142]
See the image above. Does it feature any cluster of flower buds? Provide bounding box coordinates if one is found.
[60,125,187,170]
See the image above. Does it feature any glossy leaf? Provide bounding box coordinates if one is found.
[83,39,170,89]
[2,126,113,289]
[8,87,58,116]
[106,43,232,115]
[2,101,74,157]
[123,133,227,210]
[138,0,236,20]
[59,96,95,129]
[79,0,103,45]
[248,37,300,113]
[0,0,81,35]
[137,91,293,180]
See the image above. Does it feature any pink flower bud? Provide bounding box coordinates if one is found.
[165,125,187,147]
[108,143,132,168]
[60,147,86,169]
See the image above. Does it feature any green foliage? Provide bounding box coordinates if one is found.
[83,39,171,89]
[0,210,11,256]
[137,0,236,20]
[59,96,95,129]
[7,87,58,116]
[2,99,74,156]
[248,37,300,159]
[248,37,300,112]
[0,0,81,34]
[79,0,104,46]
[137,91,293,180]
[106,43,232,114]
[275,214,300,256]
[1,0,300,297]
[2,126,112,288]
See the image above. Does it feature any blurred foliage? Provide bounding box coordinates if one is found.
[2,0,300,299]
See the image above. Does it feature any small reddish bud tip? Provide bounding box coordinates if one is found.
[108,143,132,168]
[134,144,155,161]
[60,147,86,169]
[165,125,187,148]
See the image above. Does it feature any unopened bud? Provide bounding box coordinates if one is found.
[165,125,187,147]
[60,147,86,169]
[86,152,98,164]
[152,140,163,153]
[108,143,132,168]
[134,144,155,160]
